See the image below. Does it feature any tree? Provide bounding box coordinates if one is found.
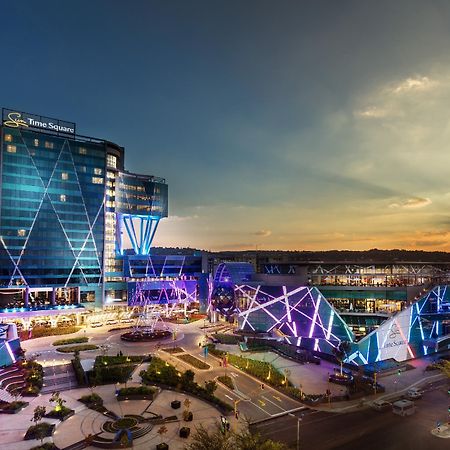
[234,428,288,450]
[181,369,196,389]
[332,341,351,375]
[31,405,46,445]
[204,380,217,396]
[184,422,233,450]
[50,391,66,412]
[185,421,288,450]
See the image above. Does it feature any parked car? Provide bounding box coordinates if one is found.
[90,322,103,328]
[371,399,391,411]
[120,318,134,324]
[405,388,423,400]
[106,319,118,325]
[328,372,354,385]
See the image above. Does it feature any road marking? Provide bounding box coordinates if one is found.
[249,401,272,416]
[225,394,234,401]
[273,396,282,402]
[262,395,286,411]
[258,400,266,407]
[230,373,238,378]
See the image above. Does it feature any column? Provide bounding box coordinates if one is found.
[24,287,29,308]
[51,288,56,306]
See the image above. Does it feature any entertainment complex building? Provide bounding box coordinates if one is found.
[0,108,204,343]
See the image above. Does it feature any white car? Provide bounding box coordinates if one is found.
[90,322,103,328]
[405,388,423,400]
[106,319,118,325]
[120,318,134,324]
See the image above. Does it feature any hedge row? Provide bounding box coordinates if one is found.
[56,344,98,353]
[52,337,89,346]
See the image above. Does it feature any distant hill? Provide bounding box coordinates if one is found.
[150,247,450,263]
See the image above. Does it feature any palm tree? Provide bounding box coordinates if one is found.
[332,341,351,375]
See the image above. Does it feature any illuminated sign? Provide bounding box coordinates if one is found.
[2,108,75,135]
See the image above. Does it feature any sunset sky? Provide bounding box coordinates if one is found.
[2,1,450,251]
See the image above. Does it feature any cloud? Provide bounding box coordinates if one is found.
[166,214,199,222]
[355,107,388,118]
[389,197,432,209]
[390,76,437,94]
[254,229,272,237]
[414,239,447,247]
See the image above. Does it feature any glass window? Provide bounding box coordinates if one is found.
[80,166,87,173]
[92,177,103,184]
[17,229,26,237]
[44,141,54,149]
[34,139,39,147]
[79,147,87,155]
[60,194,66,202]
[6,145,16,153]
[107,154,117,168]
[94,167,102,175]
[4,134,12,142]
[61,172,69,180]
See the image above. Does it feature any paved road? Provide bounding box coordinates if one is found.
[251,385,450,450]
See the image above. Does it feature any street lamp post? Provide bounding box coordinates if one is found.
[288,413,303,450]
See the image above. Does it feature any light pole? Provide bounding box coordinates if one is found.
[288,413,303,450]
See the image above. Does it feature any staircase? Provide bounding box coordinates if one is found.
[41,363,78,393]
[0,363,26,399]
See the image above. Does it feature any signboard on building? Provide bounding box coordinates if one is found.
[2,108,76,136]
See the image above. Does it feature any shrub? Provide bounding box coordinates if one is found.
[213,333,242,345]
[162,347,184,354]
[177,353,210,370]
[118,386,156,396]
[24,422,54,440]
[72,355,86,386]
[0,400,28,411]
[30,444,58,450]
[52,337,89,346]
[46,405,73,420]
[29,326,81,338]
[56,344,98,353]
[79,393,103,406]
[217,375,234,390]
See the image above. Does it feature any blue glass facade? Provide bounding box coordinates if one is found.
[0,127,105,289]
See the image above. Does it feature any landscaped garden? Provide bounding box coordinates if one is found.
[86,355,145,385]
[117,385,158,400]
[176,353,210,370]
[55,343,98,353]
[140,356,233,412]
[22,360,44,395]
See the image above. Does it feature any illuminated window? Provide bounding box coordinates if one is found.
[17,229,26,237]
[61,172,69,180]
[79,147,87,155]
[45,141,54,149]
[107,154,117,168]
[80,166,87,173]
[92,177,103,184]
[4,134,12,142]
[94,167,102,175]
[34,139,39,147]
[6,145,16,153]
[60,194,66,202]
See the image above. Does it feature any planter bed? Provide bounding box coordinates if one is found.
[45,407,75,421]
[56,344,98,353]
[24,422,55,440]
[176,353,210,370]
[162,347,184,354]
[52,337,89,346]
[0,401,29,413]
[30,443,59,450]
